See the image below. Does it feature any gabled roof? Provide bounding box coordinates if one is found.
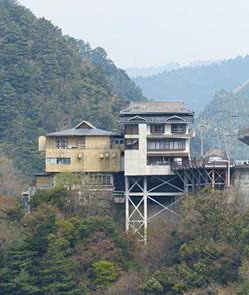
[47,120,120,137]
[120,101,194,115]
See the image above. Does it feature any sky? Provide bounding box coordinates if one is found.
[19,0,249,68]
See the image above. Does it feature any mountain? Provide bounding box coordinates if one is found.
[134,56,249,111]
[193,81,249,160]
[0,0,145,176]
[125,60,219,78]
[125,63,181,78]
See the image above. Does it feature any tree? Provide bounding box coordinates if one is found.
[92,260,118,290]
[37,234,83,295]
[0,153,26,196]
[0,239,39,295]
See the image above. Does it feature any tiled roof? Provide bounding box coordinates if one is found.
[120,101,193,115]
[47,120,120,137]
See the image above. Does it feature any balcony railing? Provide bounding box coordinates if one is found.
[52,144,123,150]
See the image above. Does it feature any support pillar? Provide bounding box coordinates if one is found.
[143,176,148,244]
[211,169,215,190]
[125,176,129,233]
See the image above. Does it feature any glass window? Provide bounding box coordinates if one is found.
[171,124,186,133]
[113,138,124,145]
[78,137,85,149]
[56,137,68,149]
[124,124,138,135]
[147,156,171,165]
[147,139,186,150]
[89,174,112,185]
[46,157,71,165]
[150,124,165,134]
[56,158,71,165]
[46,158,57,164]
[125,138,139,150]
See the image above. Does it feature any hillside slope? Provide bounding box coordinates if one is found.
[193,83,249,160]
[134,56,249,111]
[0,0,145,175]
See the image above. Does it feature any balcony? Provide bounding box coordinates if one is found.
[147,129,195,138]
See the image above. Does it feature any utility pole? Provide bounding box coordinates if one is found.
[199,119,208,158]
[200,125,205,158]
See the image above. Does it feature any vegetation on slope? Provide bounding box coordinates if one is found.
[1,180,249,294]
[193,82,249,160]
[134,56,249,111]
[0,0,145,176]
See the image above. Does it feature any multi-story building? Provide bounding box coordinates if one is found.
[34,102,194,242]
[119,101,194,242]
[36,120,124,189]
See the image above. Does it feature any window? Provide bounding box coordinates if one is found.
[171,124,186,133]
[78,137,85,149]
[57,158,71,165]
[124,124,138,135]
[150,124,165,134]
[125,138,139,150]
[46,158,57,164]
[147,156,171,166]
[89,174,112,185]
[147,139,186,150]
[113,138,124,145]
[56,137,68,149]
[46,157,71,165]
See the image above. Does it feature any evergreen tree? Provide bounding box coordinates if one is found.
[37,234,83,295]
[0,239,39,295]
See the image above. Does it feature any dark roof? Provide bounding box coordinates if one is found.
[120,101,193,115]
[47,120,120,137]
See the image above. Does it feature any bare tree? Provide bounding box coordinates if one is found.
[54,173,112,217]
[0,153,27,196]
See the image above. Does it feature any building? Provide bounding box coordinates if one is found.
[34,102,195,243]
[120,101,194,242]
[36,120,124,189]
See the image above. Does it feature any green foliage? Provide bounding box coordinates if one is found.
[0,0,145,177]
[37,234,83,295]
[193,86,249,160]
[138,277,163,295]
[30,187,69,211]
[0,239,38,295]
[138,191,249,294]
[0,187,137,294]
[92,260,118,290]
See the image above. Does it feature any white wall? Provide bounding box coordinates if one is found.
[124,122,192,176]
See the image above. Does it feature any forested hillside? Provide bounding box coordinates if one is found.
[0,0,145,176]
[134,56,249,111]
[1,181,249,294]
[193,82,249,160]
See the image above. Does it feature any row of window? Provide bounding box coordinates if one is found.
[147,156,183,166]
[56,138,85,149]
[88,174,112,185]
[124,124,187,135]
[124,138,186,150]
[147,139,186,151]
[55,137,124,149]
[46,157,71,165]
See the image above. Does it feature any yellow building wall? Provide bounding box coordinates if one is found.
[45,136,121,173]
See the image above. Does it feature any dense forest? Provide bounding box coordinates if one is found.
[1,178,249,294]
[193,82,249,160]
[134,56,249,111]
[0,0,145,176]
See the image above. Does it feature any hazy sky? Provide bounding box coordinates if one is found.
[19,0,249,68]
